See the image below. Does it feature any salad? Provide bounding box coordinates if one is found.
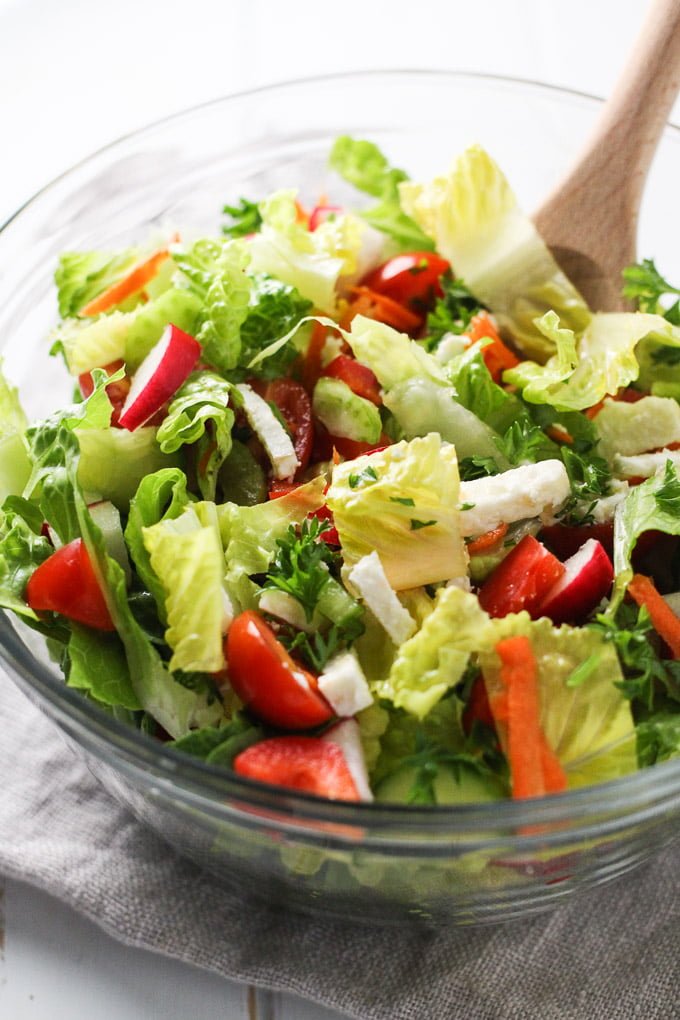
[1,136,680,807]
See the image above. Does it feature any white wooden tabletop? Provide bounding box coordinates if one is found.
[1,0,678,1016]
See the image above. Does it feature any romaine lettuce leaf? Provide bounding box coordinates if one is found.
[55,248,139,318]
[0,498,54,626]
[479,614,636,788]
[124,467,190,615]
[327,434,468,590]
[506,312,679,411]
[612,461,680,602]
[156,371,234,501]
[142,505,226,673]
[0,364,31,502]
[67,624,141,711]
[329,136,435,251]
[399,145,591,362]
[636,713,680,767]
[247,190,361,313]
[377,585,490,718]
[76,426,181,510]
[171,237,252,373]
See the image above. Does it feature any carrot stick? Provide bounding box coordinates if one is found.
[494,635,567,799]
[466,523,508,556]
[79,248,171,317]
[628,573,680,658]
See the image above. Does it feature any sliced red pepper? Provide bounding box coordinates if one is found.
[234,736,360,801]
[465,312,520,382]
[477,535,565,619]
[322,354,382,406]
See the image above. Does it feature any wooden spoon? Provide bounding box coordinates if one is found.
[533,0,680,312]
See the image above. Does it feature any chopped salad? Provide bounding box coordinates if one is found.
[1,137,680,805]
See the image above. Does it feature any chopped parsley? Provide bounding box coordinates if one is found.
[349,466,378,489]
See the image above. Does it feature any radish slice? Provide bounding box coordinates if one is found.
[118,323,201,431]
[537,539,614,625]
[321,719,373,802]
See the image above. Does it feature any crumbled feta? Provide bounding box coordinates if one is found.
[434,333,469,364]
[459,460,570,536]
[347,551,416,645]
[317,651,373,718]
[236,383,299,480]
[614,449,680,480]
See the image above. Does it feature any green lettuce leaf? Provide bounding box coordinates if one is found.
[247,190,362,313]
[172,238,252,373]
[371,696,466,787]
[67,624,141,710]
[612,461,680,602]
[506,312,679,411]
[170,715,263,765]
[399,145,591,362]
[0,364,31,502]
[53,288,203,376]
[76,426,181,510]
[156,371,234,501]
[327,434,468,591]
[377,585,489,718]
[79,497,227,738]
[345,316,507,463]
[479,614,636,788]
[447,347,529,436]
[124,468,190,615]
[55,248,138,318]
[142,505,226,673]
[329,136,434,251]
[636,713,680,768]
[0,498,55,627]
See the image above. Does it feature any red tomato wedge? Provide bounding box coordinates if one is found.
[361,252,450,314]
[462,674,496,735]
[26,538,115,631]
[226,611,333,729]
[234,736,360,801]
[264,378,314,476]
[477,535,565,619]
[79,247,172,317]
[78,359,131,427]
[465,312,520,382]
[322,354,382,406]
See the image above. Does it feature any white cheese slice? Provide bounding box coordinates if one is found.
[236,382,299,480]
[459,459,570,536]
[347,551,416,645]
[257,589,316,633]
[317,650,373,718]
[614,449,680,480]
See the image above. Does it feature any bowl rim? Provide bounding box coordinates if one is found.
[1,68,680,835]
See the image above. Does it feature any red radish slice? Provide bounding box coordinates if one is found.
[537,539,614,625]
[118,324,201,431]
[308,204,343,231]
[321,719,373,802]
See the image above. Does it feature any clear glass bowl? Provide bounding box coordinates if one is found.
[1,71,679,926]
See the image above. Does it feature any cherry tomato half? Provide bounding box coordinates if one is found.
[78,359,131,427]
[226,611,333,729]
[361,251,450,315]
[322,355,382,406]
[26,538,115,631]
[477,535,565,619]
[264,378,314,477]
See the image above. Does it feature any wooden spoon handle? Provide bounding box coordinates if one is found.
[534,0,680,311]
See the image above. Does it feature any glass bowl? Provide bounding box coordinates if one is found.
[1,71,679,926]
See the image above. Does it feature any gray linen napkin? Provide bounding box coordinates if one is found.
[1,671,678,1020]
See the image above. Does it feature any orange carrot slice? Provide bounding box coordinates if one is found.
[79,248,171,317]
[628,573,680,658]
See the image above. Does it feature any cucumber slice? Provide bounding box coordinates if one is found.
[312,377,381,443]
[376,762,506,805]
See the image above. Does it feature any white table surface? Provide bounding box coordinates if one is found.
[1,0,678,1016]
